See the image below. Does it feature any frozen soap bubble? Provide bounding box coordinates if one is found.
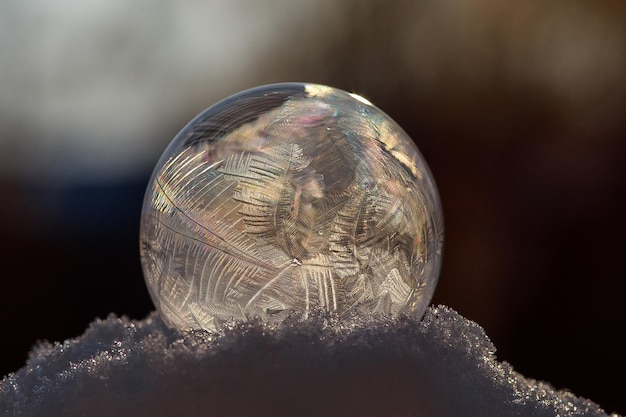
[140,83,444,331]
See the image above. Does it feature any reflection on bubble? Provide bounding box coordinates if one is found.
[140,83,443,331]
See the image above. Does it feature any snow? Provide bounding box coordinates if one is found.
[0,306,618,417]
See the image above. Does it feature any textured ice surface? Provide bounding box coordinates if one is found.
[1,306,617,417]
[140,83,443,331]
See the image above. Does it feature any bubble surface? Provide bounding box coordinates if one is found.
[140,83,443,331]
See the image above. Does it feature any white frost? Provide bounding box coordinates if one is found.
[0,306,618,417]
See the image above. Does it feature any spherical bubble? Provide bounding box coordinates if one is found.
[140,83,444,331]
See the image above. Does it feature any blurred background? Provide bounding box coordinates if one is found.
[1,0,625,413]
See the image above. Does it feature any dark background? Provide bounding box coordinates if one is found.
[1,1,625,414]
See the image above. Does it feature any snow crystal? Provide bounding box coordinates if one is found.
[0,306,618,417]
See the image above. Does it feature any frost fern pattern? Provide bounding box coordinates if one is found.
[140,84,443,330]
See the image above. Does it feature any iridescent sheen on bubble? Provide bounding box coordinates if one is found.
[140,83,443,331]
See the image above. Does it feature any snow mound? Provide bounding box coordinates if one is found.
[0,306,618,417]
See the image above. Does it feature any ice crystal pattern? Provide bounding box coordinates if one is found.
[140,83,444,331]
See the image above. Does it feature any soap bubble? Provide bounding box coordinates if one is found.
[140,83,443,331]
